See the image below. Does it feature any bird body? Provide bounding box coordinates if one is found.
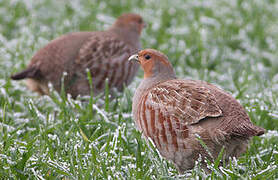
[11,13,144,98]
[129,49,265,172]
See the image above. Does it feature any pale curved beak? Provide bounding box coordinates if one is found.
[128,54,139,63]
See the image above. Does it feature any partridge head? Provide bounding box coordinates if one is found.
[11,13,145,98]
[130,49,265,173]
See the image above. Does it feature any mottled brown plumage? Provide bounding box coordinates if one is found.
[129,49,265,173]
[11,13,145,98]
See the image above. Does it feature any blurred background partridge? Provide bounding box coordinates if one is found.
[129,49,265,173]
[11,13,145,98]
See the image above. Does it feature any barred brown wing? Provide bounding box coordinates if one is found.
[75,32,137,91]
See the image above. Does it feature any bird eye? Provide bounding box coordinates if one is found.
[144,55,151,60]
[138,19,143,24]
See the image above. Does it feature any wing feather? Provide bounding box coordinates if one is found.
[144,79,222,125]
[75,32,137,90]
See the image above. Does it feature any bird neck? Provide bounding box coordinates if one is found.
[138,72,176,93]
[141,60,176,89]
[109,27,141,49]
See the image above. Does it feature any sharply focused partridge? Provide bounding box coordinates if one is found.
[11,13,145,98]
[129,49,265,173]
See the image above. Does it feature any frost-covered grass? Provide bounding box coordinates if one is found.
[1,0,278,179]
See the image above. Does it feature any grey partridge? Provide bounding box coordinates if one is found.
[129,49,265,173]
[11,13,145,98]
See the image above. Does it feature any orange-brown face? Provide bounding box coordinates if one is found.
[114,13,145,34]
[138,51,154,78]
[129,49,173,78]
